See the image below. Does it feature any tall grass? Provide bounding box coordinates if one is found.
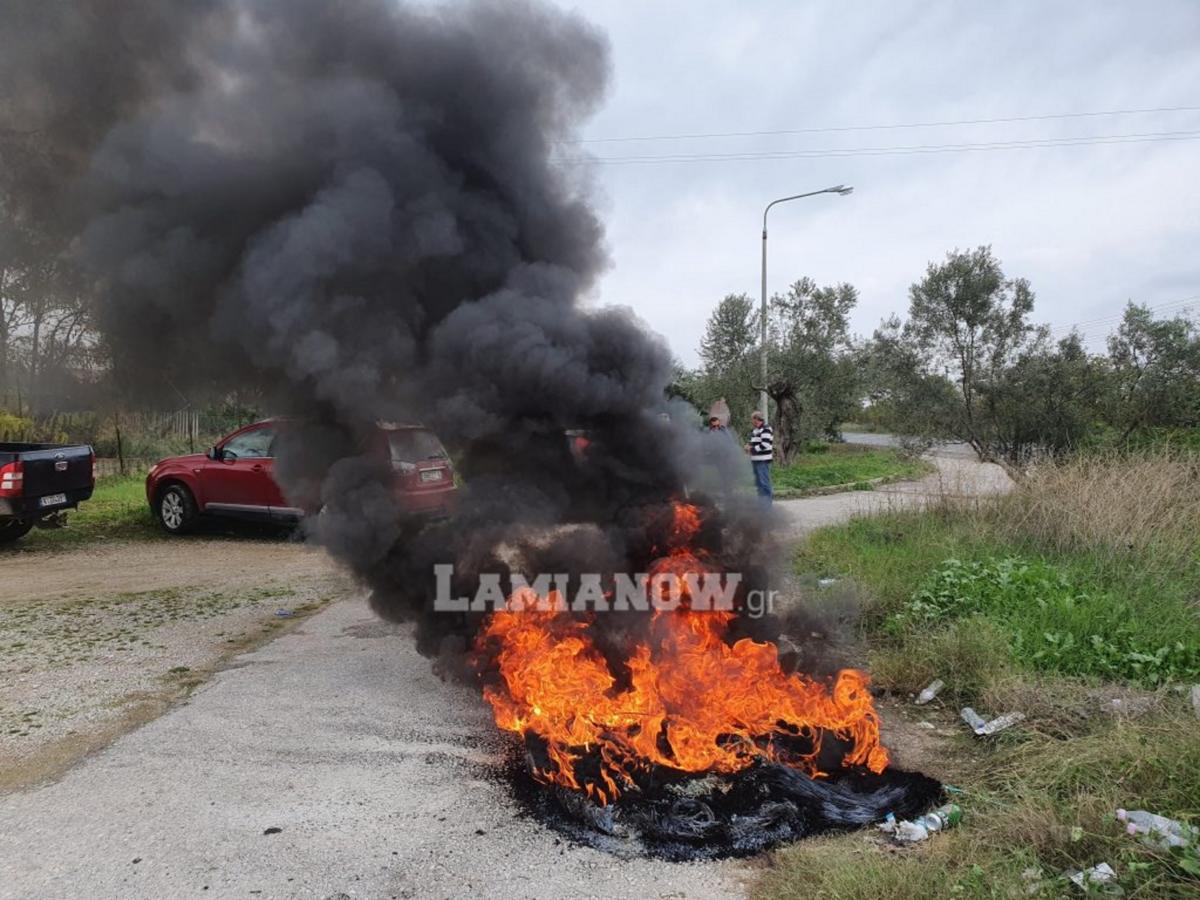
[993,450,1200,575]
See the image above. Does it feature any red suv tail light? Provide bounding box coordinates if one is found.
[0,460,24,498]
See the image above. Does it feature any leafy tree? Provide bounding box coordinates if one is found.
[699,293,757,375]
[691,293,760,432]
[982,333,1109,461]
[1107,302,1200,439]
[902,246,1043,465]
[763,278,860,458]
[861,315,959,452]
[690,279,862,458]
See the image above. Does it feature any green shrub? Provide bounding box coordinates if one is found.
[0,411,41,441]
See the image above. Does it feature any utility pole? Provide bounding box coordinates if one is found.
[760,185,853,422]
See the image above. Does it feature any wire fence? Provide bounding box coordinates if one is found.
[0,407,262,475]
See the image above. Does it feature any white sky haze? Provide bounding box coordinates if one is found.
[559,0,1200,364]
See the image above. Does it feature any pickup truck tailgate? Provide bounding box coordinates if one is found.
[8,444,94,514]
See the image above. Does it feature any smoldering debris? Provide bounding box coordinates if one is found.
[506,751,943,861]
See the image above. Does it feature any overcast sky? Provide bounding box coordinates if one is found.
[556,0,1200,366]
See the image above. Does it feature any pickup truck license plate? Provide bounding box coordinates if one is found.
[419,469,443,483]
[40,493,68,508]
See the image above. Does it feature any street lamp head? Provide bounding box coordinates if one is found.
[831,184,854,196]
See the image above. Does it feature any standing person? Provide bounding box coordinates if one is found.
[745,410,774,505]
[706,414,736,500]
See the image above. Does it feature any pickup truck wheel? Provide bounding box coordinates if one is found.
[0,518,34,543]
[156,484,198,534]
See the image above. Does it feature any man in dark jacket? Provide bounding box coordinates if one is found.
[745,410,774,504]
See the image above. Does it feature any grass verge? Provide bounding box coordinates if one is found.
[772,444,931,499]
[5,474,159,550]
[5,473,292,551]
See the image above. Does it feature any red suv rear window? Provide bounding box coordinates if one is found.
[387,429,448,465]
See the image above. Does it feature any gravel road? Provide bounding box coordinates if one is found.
[0,538,349,790]
[0,442,1008,899]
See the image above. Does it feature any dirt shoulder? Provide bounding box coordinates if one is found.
[0,537,354,791]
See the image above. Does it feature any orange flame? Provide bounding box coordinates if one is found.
[477,502,889,804]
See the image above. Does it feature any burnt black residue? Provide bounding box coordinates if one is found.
[501,748,942,861]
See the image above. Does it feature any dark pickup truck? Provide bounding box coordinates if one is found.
[0,442,95,543]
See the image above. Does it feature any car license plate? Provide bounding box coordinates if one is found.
[419,469,443,483]
[40,493,68,508]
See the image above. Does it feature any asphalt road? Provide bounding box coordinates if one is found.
[0,599,746,899]
[775,438,1011,535]
[0,441,1007,900]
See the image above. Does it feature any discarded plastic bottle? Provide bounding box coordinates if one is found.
[915,679,945,705]
[1116,809,1198,849]
[977,711,1025,735]
[960,707,1025,736]
[960,707,987,732]
[889,803,963,843]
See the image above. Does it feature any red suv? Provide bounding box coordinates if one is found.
[145,419,456,534]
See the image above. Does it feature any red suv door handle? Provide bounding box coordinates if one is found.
[251,464,265,472]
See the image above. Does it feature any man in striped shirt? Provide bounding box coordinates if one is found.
[745,410,774,505]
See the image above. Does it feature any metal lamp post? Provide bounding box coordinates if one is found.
[759,184,854,422]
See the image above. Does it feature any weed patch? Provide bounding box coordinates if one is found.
[890,557,1200,686]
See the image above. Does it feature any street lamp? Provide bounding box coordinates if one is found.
[759,184,853,422]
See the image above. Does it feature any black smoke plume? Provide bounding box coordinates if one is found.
[0,0,779,669]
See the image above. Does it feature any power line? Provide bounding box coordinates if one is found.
[564,104,1200,145]
[1048,295,1199,332]
[1046,294,1200,338]
[552,129,1200,166]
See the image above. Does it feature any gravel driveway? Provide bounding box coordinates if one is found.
[0,538,349,790]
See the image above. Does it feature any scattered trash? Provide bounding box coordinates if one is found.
[960,707,1025,736]
[274,609,296,618]
[1191,684,1200,719]
[878,803,962,843]
[263,827,282,835]
[1021,866,1052,895]
[816,577,839,588]
[960,707,988,731]
[916,720,936,730]
[1102,693,1159,718]
[1066,862,1117,892]
[915,679,945,705]
[1116,809,1198,850]
[977,711,1026,735]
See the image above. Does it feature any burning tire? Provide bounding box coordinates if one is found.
[0,518,33,543]
[156,484,198,534]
